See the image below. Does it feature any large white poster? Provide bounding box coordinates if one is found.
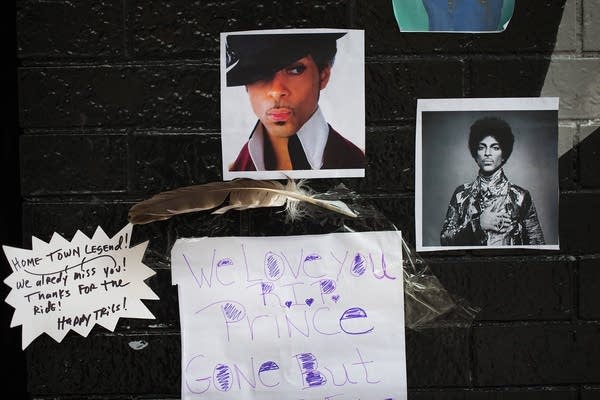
[171,231,407,399]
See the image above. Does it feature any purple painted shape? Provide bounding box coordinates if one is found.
[265,253,282,279]
[214,364,232,391]
[320,279,336,294]
[351,253,367,276]
[258,361,280,373]
[222,302,243,322]
[217,258,233,267]
[261,281,273,294]
[295,353,327,388]
[304,254,321,262]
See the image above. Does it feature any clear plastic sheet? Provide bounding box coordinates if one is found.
[132,179,479,329]
[303,182,481,329]
[401,239,480,330]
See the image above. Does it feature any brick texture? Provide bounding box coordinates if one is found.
[554,0,578,52]
[470,57,552,97]
[406,326,472,387]
[541,59,600,119]
[579,258,600,319]
[19,66,219,129]
[579,125,600,188]
[559,192,600,254]
[366,61,464,122]
[130,133,223,193]
[17,0,124,60]
[409,388,577,400]
[128,0,349,59]
[583,0,600,51]
[582,386,600,400]
[474,324,600,386]
[428,258,573,321]
[27,333,181,395]
[22,202,132,246]
[21,134,127,195]
[558,124,577,190]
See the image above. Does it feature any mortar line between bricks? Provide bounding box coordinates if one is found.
[364,54,556,62]
[348,0,355,27]
[18,59,220,68]
[581,384,600,390]
[20,128,221,135]
[464,56,472,97]
[22,192,600,204]
[20,126,421,135]
[559,188,600,194]
[551,51,600,58]
[409,384,583,391]
[31,394,182,400]
[125,127,133,195]
[19,119,599,133]
[574,122,583,187]
[16,53,560,67]
[424,254,586,262]
[122,0,129,59]
[33,396,181,400]
[472,320,600,327]
[574,257,581,321]
[576,0,583,55]
[89,330,182,337]
[19,52,582,68]
[469,319,477,386]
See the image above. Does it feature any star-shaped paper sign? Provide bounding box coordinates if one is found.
[3,224,159,349]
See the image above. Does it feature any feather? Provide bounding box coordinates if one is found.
[128,178,357,225]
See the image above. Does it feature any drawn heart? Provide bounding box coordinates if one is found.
[285,301,293,308]
[332,294,340,303]
[305,298,314,307]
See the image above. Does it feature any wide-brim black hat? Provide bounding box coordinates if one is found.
[225,32,347,87]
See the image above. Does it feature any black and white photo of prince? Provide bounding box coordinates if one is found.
[417,98,559,251]
[440,117,544,246]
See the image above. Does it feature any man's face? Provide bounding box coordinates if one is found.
[245,55,331,138]
[476,135,504,175]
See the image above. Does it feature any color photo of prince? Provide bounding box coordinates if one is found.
[221,29,366,180]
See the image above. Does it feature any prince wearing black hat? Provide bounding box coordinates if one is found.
[225,31,366,172]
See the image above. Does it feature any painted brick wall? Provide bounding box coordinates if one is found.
[6,0,600,398]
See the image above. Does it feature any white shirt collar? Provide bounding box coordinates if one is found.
[247,108,329,170]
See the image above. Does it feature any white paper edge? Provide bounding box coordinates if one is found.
[220,28,366,181]
[415,97,560,252]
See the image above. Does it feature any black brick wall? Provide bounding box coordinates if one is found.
[7,0,599,399]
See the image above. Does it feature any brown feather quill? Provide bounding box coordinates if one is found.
[128,179,357,224]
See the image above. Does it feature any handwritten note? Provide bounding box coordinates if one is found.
[171,231,407,400]
[3,224,159,349]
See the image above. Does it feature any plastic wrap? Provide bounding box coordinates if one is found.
[305,182,481,329]
[401,238,480,329]
[131,179,479,329]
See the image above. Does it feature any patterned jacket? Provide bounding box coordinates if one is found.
[440,170,545,246]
